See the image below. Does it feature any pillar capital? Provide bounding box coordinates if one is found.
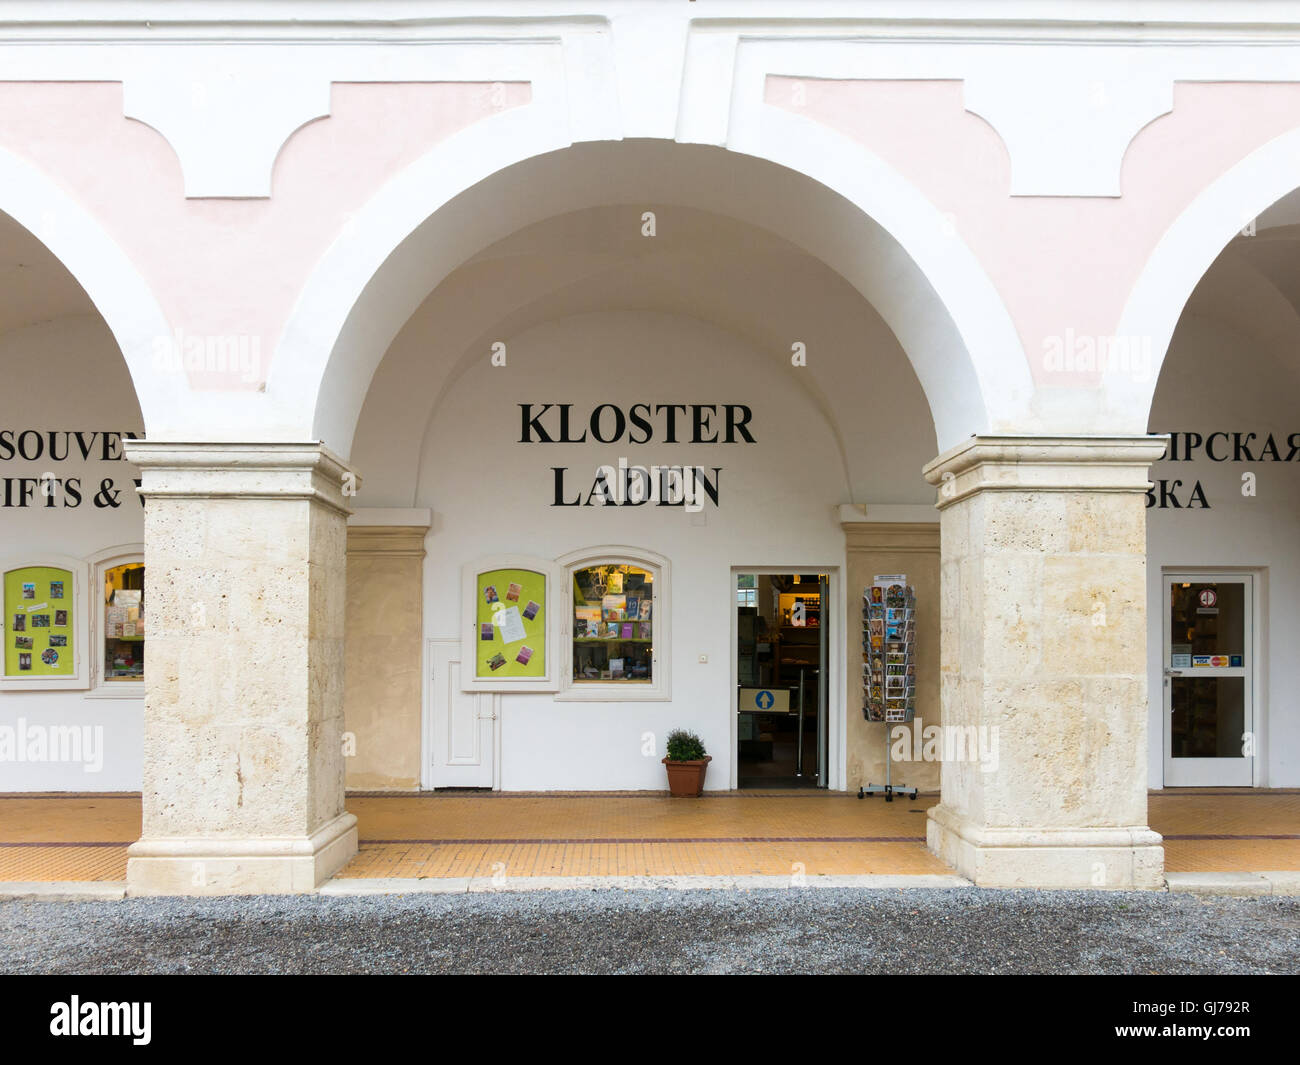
[123,440,358,517]
[345,526,429,559]
[922,434,1169,509]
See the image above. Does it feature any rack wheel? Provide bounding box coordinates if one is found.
[857,787,865,799]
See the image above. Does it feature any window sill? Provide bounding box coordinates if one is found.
[554,685,670,702]
[84,685,144,700]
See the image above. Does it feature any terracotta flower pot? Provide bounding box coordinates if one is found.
[662,755,712,797]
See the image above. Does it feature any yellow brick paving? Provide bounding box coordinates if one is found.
[1157,789,1300,872]
[0,794,137,882]
[0,790,1297,882]
[340,791,949,878]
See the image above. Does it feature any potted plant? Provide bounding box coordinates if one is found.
[662,729,711,797]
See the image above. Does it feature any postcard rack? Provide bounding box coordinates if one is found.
[859,576,918,802]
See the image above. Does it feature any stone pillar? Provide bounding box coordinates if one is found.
[123,442,358,895]
[921,436,1167,889]
[344,522,429,790]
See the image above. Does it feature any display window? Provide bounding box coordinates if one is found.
[102,562,145,683]
[557,548,670,701]
[0,555,89,690]
[571,563,654,683]
[86,545,145,697]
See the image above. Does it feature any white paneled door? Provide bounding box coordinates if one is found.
[428,640,497,788]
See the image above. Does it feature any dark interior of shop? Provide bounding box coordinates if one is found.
[737,573,826,788]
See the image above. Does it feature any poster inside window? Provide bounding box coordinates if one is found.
[4,565,75,677]
[572,563,653,683]
[475,567,546,679]
[102,561,145,681]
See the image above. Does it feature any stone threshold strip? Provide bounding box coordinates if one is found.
[321,875,971,894]
[0,874,972,900]
[1162,872,1300,896]
[5,873,1299,899]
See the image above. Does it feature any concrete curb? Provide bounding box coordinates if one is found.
[1165,871,1300,896]
[0,881,127,901]
[8,871,1297,898]
[1263,871,1300,895]
[319,873,974,894]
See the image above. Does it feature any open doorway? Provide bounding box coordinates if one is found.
[735,572,829,788]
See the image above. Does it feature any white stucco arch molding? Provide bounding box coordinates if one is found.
[725,105,1032,447]
[278,121,1028,458]
[272,104,571,456]
[0,144,177,432]
[1116,125,1300,429]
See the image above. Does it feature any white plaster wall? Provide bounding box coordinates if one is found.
[0,315,145,791]
[408,309,936,790]
[1146,302,1300,787]
[352,202,939,509]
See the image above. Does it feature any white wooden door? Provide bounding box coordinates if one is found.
[1162,573,1255,787]
[429,640,497,788]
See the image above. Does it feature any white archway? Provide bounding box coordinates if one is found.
[348,200,943,509]
[0,145,176,433]
[272,115,1032,459]
[1117,124,1300,428]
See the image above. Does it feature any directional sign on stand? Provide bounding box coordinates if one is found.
[738,687,790,712]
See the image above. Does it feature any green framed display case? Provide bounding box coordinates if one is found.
[1,555,88,690]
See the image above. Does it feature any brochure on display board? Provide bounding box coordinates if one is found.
[474,567,546,679]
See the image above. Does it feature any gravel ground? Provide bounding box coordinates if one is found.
[2,888,1298,975]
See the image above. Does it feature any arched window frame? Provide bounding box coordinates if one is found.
[555,545,671,702]
[86,543,145,698]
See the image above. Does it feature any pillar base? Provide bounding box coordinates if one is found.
[927,804,1164,890]
[126,812,358,896]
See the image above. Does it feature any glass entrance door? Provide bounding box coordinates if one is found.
[1162,574,1255,787]
[735,571,828,789]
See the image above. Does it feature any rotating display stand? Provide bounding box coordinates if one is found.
[858,575,918,802]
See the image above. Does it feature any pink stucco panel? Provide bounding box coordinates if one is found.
[766,76,1300,386]
[0,80,531,389]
